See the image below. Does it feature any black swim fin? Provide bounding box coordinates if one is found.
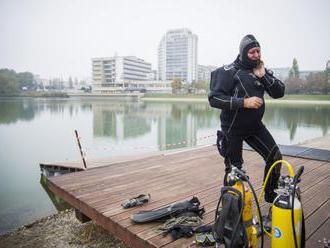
[131,197,204,223]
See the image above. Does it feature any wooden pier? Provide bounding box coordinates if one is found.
[47,145,330,248]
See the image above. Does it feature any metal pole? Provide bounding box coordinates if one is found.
[75,130,87,169]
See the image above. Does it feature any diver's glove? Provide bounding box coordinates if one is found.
[165,224,194,240]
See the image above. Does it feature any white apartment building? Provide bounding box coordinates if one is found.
[198,65,217,82]
[92,56,152,93]
[158,28,198,84]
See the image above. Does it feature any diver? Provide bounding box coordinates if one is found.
[208,34,285,230]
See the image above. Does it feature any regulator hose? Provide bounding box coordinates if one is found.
[258,160,295,236]
[292,166,304,248]
[246,177,264,248]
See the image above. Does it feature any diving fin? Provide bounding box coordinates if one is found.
[131,197,204,223]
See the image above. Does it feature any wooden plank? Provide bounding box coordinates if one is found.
[50,146,217,187]
[46,145,330,248]
[93,154,314,212]
[306,217,330,247]
[48,177,155,248]
[305,200,330,239]
[99,152,265,218]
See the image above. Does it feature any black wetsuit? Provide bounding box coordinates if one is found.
[209,53,285,203]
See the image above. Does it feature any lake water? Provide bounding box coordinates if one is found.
[0,97,329,234]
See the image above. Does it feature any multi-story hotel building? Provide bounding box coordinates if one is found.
[158,28,198,83]
[92,56,152,93]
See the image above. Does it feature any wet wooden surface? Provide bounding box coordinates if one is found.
[48,145,330,248]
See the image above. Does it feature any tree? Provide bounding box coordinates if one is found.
[17,72,35,89]
[171,78,182,94]
[306,72,328,94]
[193,80,209,92]
[285,77,305,94]
[0,69,20,95]
[289,58,300,79]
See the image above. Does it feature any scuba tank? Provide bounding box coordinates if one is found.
[258,160,306,248]
[214,167,263,248]
[271,165,305,248]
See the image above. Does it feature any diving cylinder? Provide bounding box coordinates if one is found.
[233,181,258,247]
[271,193,303,247]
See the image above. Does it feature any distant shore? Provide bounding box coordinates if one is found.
[0,92,69,98]
[1,93,330,103]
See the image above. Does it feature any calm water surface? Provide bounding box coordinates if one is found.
[0,97,329,234]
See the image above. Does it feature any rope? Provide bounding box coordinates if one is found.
[157,216,203,234]
[81,133,216,152]
[73,131,217,162]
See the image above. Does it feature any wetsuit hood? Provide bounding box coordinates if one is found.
[238,34,260,70]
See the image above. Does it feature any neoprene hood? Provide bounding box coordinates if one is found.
[239,34,260,69]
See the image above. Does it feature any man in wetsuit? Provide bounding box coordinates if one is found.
[208,34,285,227]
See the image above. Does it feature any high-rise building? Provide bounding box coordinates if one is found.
[158,28,198,83]
[92,56,151,93]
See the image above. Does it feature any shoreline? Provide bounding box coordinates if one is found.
[2,93,330,104]
[0,209,128,248]
[141,97,330,104]
[1,136,329,247]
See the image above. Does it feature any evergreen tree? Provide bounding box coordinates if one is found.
[290,58,300,78]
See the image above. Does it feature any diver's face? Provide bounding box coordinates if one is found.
[247,47,261,61]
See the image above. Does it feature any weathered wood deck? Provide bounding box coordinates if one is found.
[40,151,166,171]
[48,145,330,248]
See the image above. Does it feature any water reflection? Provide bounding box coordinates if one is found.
[0,98,329,146]
[92,101,215,149]
[39,175,71,211]
[90,100,330,147]
[264,103,330,140]
[0,98,36,124]
[93,102,152,138]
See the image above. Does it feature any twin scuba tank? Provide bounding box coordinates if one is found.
[231,176,259,247]
[214,167,260,247]
[214,162,305,248]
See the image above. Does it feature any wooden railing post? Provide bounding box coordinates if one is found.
[75,130,87,169]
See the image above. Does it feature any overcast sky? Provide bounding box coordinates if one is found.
[0,0,329,79]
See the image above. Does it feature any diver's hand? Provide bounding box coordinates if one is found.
[244,97,263,109]
[253,60,266,78]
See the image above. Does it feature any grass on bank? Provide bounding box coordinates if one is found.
[143,93,207,98]
[0,92,69,98]
[143,93,330,101]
